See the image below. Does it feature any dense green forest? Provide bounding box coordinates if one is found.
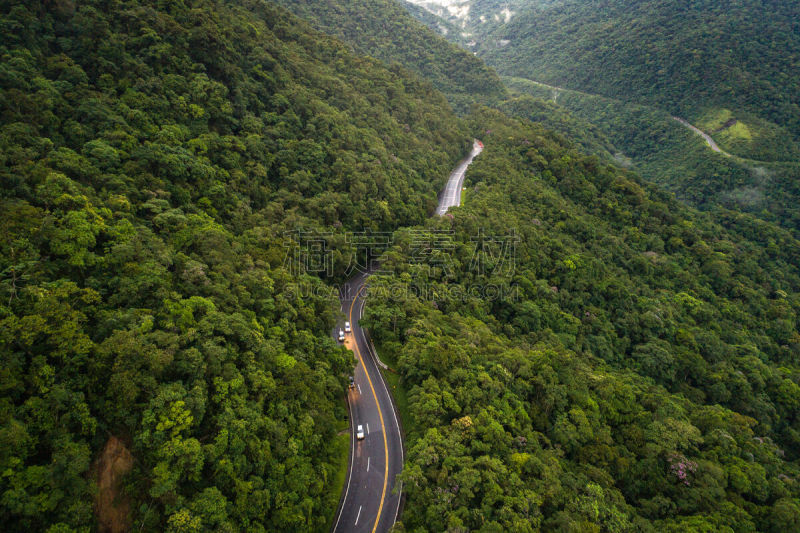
[401,1,471,48]
[404,0,559,37]
[402,1,800,234]
[500,77,800,235]
[0,0,471,530]
[471,0,800,142]
[363,107,800,531]
[3,0,800,531]
[276,0,507,111]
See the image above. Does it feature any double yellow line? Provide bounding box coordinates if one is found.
[348,283,389,533]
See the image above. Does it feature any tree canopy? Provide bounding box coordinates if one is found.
[363,107,800,532]
[0,0,471,530]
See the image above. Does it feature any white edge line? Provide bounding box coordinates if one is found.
[332,386,356,532]
[436,142,482,215]
[370,336,405,528]
[336,141,480,529]
[359,302,407,529]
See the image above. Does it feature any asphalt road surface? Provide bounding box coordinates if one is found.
[333,140,482,532]
[332,272,404,533]
[672,117,730,156]
[436,140,484,215]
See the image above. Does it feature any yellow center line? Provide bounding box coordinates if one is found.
[348,283,389,533]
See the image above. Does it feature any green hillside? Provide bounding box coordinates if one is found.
[364,107,800,532]
[502,76,800,234]
[402,1,471,48]
[401,1,800,235]
[497,93,618,162]
[476,0,800,147]
[276,0,507,111]
[0,1,470,530]
[3,0,800,531]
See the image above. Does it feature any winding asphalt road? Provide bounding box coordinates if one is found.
[332,140,482,532]
[331,271,403,533]
[436,140,484,215]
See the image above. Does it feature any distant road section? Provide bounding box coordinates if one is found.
[673,117,729,156]
[436,139,484,215]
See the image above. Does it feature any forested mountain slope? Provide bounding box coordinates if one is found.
[501,77,800,235]
[0,0,471,530]
[402,0,470,47]
[276,0,507,111]
[475,0,800,146]
[405,0,559,37]
[400,0,800,233]
[364,107,800,532]
[4,0,800,531]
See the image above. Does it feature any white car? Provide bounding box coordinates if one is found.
[356,424,365,440]
[344,321,351,333]
[338,329,345,342]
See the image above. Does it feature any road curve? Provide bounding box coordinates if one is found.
[332,141,483,531]
[436,139,484,215]
[332,271,403,533]
[504,75,735,161]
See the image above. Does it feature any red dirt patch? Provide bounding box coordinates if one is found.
[93,436,134,533]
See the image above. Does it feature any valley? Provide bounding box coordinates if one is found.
[2,1,800,532]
